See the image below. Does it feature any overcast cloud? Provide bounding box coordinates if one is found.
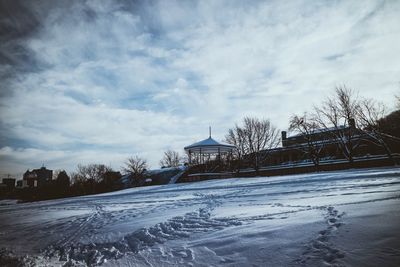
[1,0,399,176]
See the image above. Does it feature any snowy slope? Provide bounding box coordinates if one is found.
[0,167,399,266]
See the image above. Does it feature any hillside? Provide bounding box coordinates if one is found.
[0,167,399,266]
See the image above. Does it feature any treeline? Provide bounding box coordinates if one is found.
[6,149,185,202]
[13,165,120,202]
[13,157,148,202]
[13,150,185,202]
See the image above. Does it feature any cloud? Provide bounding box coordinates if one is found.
[0,0,400,176]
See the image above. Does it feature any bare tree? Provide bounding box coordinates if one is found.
[313,86,361,163]
[357,98,398,164]
[75,164,112,183]
[185,151,200,165]
[313,86,400,164]
[289,113,324,168]
[225,125,247,169]
[160,150,181,168]
[226,117,280,171]
[123,156,148,185]
[70,172,81,185]
[245,117,281,170]
[72,164,112,193]
[70,164,112,193]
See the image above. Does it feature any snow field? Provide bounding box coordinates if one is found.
[0,167,399,266]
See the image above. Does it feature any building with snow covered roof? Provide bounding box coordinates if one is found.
[259,123,400,168]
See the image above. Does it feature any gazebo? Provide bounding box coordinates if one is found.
[184,128,236,166]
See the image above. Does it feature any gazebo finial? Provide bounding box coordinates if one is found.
[209,126,211,138]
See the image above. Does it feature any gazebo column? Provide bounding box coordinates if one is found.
[218,148,221,170]
[199,148,202,165]
[230,151,233,170]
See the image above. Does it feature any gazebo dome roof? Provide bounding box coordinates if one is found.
[184,136,236,154]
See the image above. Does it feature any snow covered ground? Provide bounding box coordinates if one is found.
[1,167,400,266]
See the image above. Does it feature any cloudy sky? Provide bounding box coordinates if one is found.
[0,0,399,176]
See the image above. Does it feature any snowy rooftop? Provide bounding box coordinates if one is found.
[288,125,348,138]
[184,136,236,154]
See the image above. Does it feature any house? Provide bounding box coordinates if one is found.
[23,166,53,188]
